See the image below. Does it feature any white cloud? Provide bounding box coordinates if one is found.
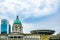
[22,23,41,33]
[0,0,59,18]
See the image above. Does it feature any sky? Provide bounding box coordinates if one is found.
[0,0,60,34]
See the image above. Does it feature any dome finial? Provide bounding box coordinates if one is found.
[16,15,18,19]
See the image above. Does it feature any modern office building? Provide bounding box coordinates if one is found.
[9,24,11,34]
[0,19,11,34]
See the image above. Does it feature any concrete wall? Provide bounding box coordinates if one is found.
[0,34,51,40]
[24,34,40,40]
[0,36,7,40]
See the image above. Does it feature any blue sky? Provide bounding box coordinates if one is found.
[0,0,60,34]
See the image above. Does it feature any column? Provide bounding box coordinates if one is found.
[17,36,18,40]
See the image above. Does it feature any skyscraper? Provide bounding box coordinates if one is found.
[9,24,11,34]
[0,19,11,34]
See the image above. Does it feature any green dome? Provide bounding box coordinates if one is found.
[14,16,21,25]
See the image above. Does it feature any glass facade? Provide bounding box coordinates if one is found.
[9,24,11,34]
[1,19,7,34]
[1,19,11,34]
